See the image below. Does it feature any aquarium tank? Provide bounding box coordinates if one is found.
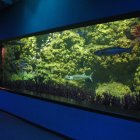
[1,17,140,115]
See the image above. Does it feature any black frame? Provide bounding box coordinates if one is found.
[1,10,140,42]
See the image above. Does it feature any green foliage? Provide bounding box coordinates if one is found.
[95,82,131,99]
[36,30,86,85]
[10,72,35,81]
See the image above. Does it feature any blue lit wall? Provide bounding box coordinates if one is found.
[0,90,140,140]
[0,0,140,40]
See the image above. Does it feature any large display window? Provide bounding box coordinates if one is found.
[1,17,140,119]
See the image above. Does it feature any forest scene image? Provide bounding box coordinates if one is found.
[1,17,140,111]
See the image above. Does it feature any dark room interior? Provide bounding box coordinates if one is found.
[0,0,140,140]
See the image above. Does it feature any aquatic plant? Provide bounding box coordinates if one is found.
[95,82,131,106]
[96,82,131,98]
[10,72,35,81]
[130,24,140,37]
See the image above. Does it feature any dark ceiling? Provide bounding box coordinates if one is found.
[0,0,19,10]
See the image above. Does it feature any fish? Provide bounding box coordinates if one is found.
[19,62,27,67]
[6,41,25,46]
[94,46,133,56]
[65,73,93,82]
[18,61,28,69]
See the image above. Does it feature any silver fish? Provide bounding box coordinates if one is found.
[7,41,26,46]
[65,73,93,82]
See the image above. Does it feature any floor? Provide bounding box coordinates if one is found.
[0,111,67,140]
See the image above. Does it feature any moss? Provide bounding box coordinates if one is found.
[95,82,131,98]
[10,72,35,81]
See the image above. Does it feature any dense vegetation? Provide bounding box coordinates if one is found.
[1,17,140,110]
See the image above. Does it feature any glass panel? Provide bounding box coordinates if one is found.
[0,17,140,116]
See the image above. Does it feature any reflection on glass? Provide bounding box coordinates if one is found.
[0,17,140,113]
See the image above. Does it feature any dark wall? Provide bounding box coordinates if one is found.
[0,0,140,40]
